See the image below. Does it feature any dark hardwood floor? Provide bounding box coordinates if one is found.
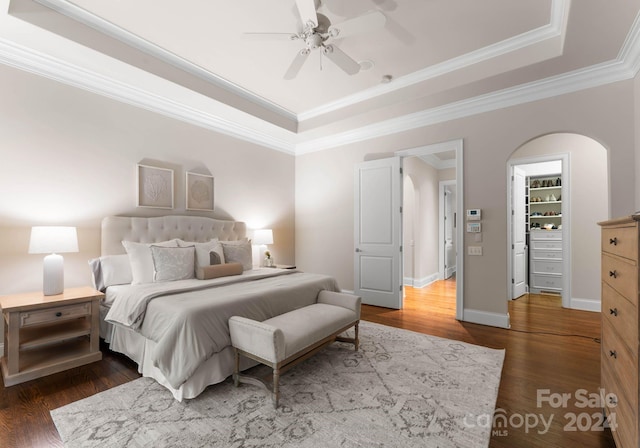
[0,280,615,447]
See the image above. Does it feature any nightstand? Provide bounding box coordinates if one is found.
[1,286,103,386]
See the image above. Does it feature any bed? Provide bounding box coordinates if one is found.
[92,215,339,401]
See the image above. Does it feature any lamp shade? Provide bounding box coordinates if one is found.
[252,229,274,245]
[29,226,79,254]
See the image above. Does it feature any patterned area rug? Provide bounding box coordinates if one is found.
[51,321,504,448]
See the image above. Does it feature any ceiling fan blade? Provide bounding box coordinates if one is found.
[295,0,318,28]
[328,10,386,39]
[322,44,360,75]
[284,49,310,80]
[243,32,298,42]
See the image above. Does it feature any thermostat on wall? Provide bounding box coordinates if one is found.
[466,209,481,220]
[467,222,482,233]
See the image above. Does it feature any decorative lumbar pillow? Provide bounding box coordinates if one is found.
[221,240,252,271]
[198,262,243,280]
[122,239,178,284]
[150,246,195,282]
[177,239,225,274]
[88,254,133,291]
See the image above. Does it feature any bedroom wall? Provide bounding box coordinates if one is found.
[295,80,636,326]
[0,64,296,343]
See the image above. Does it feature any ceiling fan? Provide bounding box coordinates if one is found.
[247,0,386,80]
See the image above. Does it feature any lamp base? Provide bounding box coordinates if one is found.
[43,253,64,296]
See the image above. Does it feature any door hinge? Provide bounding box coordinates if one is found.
[511,278,515,284]
[400,206,403,213]
[400,167,403,174]
[400,245,403,252]
[512,244,514,249]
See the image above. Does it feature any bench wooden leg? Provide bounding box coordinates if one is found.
[233,349,240,387]
[272,367,280,409]
[354,321,359,351]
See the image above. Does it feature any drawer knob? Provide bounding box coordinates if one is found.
[609,237,618,246]
[609,350,617,359]
[55,312,62,317]
[609,270,618,279]
[609,308,618,317]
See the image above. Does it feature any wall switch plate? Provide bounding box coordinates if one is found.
[468,246,483,256]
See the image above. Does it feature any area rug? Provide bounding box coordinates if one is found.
[51,321,505,448]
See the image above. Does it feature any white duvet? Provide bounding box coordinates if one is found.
[105,269,339,389]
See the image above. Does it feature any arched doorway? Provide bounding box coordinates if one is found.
[507,133,608,311]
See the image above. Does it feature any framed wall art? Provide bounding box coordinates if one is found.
[186,171,214,211]
[137,164,174,209]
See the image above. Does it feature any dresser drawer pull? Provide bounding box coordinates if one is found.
[609,270,618,278]
[609,308,618,316]
[55,312,62,317]
[609,237,618,246]
[609,350,617,359]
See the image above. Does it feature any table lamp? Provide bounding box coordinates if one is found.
[252,229,274,267]
[29,226,79,295]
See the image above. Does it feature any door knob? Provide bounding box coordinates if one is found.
[355,248,362,252]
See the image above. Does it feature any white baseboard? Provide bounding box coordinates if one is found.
[569,297,600,313]
[463,309,511,329]
[403,272,439,289]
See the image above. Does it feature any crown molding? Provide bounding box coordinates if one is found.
[296,18,640,155]
[297,0,569,122]
[1,1,639,158]
[34,0,298,124]
[0,37,297,154]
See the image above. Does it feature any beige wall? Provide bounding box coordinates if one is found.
[296,80,635,323]
[0,64,296,342]
[512,133,608,307]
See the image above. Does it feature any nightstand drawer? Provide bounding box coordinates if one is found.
[20,302,91,328]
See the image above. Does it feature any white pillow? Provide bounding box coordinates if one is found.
[122,239,178,284]
[177,239,225,271]
[88,254,133,291]
[150,246,195,282]
[221,240,253,271]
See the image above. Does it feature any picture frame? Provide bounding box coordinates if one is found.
[186,171,214,211]
[137,164,174,209]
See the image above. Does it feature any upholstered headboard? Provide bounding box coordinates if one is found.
[101,216,247,256]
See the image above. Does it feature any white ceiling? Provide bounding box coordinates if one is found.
[1,0,640,154]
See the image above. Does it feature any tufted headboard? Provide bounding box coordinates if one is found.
[101,216,247,256]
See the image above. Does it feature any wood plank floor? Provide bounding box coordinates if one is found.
[0,280,616,447]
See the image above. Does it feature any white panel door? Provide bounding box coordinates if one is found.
[354,157,402,309]
[512,166,527,299]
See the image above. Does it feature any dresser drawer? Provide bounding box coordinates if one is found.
[531,260,563,275]
[603,282,638,354]
[530,274,562,291]
[530,230,562,241]
[20,302,91,328]
[602,254,638,301]
[603,362,637,448]
[602,318,638,401]
[602,225,638,261]
[530,250,562,261]
[530,241,562,251]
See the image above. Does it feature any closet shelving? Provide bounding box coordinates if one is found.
[527,174,562,232]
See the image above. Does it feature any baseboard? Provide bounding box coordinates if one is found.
[403,273,439,289]
[463,309,511,329]
[569,297,600,313]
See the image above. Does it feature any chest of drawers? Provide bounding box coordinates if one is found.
[599,216,640,448]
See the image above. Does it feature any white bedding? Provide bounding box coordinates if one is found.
[104,268,339,392]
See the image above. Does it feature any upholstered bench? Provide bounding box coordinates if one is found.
[229,290,361,408]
